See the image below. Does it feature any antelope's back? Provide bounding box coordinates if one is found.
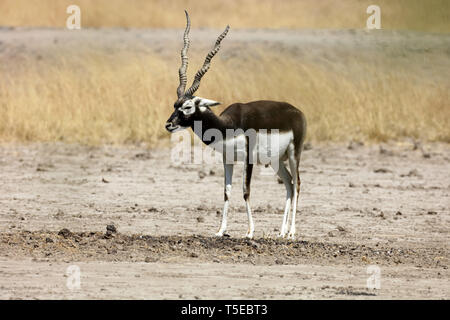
[221,100,307,151]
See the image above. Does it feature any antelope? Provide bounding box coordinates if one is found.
[165,11,307,239]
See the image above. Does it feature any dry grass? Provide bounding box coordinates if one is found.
[0,0,449,32]
[1,47,448,145]
[1,0,448,146]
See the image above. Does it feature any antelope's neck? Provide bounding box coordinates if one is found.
[190,109,233,145]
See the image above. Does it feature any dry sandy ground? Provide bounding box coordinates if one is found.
[0,141,448,299]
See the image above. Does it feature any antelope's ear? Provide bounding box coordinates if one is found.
[194,97,221,108]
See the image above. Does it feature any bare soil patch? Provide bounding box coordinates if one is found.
[0,142,449,299]
[1,230,446,268]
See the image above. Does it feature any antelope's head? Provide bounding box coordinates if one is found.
[165,11,229,133]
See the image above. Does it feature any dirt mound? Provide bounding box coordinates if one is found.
[1,230,447,268]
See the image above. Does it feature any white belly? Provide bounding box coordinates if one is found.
[210,130,293,165]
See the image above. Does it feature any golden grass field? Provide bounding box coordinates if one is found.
[0,1,449,145]
[1,0,449,32]
[1,40,449,145]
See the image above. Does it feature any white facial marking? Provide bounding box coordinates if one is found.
[169,125,188,133]
[180,100,196,115]
[194,96,220,108]
[180,96,220,116]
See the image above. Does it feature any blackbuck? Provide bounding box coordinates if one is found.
[165,11,307,239]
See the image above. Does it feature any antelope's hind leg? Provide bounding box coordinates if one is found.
[287,150,301,240]
[273,161,293,238]
[216,163,233,237]
[243,161,254,238]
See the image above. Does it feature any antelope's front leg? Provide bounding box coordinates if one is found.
[215,163,233,237]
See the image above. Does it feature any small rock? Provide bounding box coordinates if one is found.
[196,216,205,223]
[427,211,438,215]
[58,228,72,239]
[190,252,199,258]
[198,171,206,179]
[105,224,117,239]
[36,165,47,172]
[400,169,422,178]
[45,237,54,243]
[102,177,110,183]
[374,168,392,174]
[134,152,152,160]
[197,205,208,211]
[106,224,117,233]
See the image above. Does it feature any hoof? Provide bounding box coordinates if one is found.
[215,231,230,238]
[278,232,287,239]
[287,232,296,240]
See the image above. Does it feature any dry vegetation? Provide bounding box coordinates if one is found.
[0,0,449,32]
[0,0,449,145]
[1,43,449,145]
